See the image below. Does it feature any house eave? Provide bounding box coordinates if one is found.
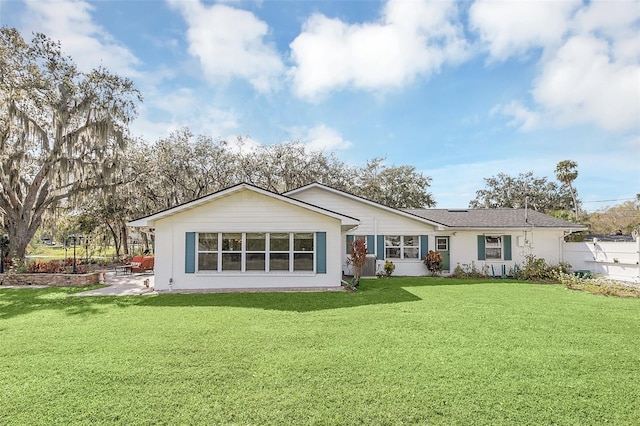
[127,183,360,228]
[285,183,447,230]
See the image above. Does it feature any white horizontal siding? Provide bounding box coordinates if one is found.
[445,229,565,275]
[153,189,343,291]
[167,190,333,230]
[290,187,435,234]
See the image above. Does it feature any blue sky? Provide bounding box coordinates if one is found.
[1,0,639,209]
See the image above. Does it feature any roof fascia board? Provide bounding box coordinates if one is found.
[285,183,447,230]
[128,183,359,227]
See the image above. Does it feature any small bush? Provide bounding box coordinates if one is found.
[515,255,570,282]
[382,260,395,277]
[450,262,488,279]
[27,258,86,274]
[347,238,368,288]
[423,250,443,276]
[556,272,640,298]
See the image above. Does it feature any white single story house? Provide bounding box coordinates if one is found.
[128,182,585,292]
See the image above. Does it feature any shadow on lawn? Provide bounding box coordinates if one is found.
[138,278,504,312]
[137,278,506,313]
[139,282,423,312]
[0,286,137,320]
[0,278,501,318]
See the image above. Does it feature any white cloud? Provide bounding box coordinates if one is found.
[131,88,239,143]
[284,124,352,152]
[21,0,140,77]
[168,0,284,92]
[469,0,581,61]
[303,124,352,152]
[491,101,540,131]
[289,0,469,100]
[532,35,639,131]
[474,0,640,133]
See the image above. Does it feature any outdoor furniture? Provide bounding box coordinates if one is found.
[131,255,154,274]
[115,264,132,275]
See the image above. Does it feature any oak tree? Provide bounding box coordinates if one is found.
[0,27,141,259]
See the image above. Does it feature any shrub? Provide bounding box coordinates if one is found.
[423,250,443,276]
[27,258,86,274]
[383,260,395,277]
[556,272,640,298]
[347,238,368,288]
[515,255,570,282]
[451,262,489,279]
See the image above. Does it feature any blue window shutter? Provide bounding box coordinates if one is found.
[377,235,385,260]
[420,235,428,259]
[477,235,485,260]
[185,232,196,273]
[346,235,354,254]
[504,235,512,260]
[366,235,375,256]
[316,232,327,274]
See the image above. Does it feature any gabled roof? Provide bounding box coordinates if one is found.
[127,183,360,228]
[285,183,447,229]
[404,208,587,230]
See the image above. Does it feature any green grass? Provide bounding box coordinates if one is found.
[1,278,639,425]
[27,243,117,260]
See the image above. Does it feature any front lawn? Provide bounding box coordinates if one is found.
[1,278,638,425]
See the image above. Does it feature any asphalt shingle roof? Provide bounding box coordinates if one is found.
[404,208,586,229]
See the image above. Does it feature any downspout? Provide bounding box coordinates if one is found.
[636,237,640,282]
[374,218,379,272]
[169,220,174,291]
[559,231,568,263]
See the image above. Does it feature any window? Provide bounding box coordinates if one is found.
[294,233,314,271]
[246,233,266,271]
[198,233,218,271]
[385,235,419,259]
[485,236,502,260]
[436,237,448,251]
[222,233,242,271]
[270,233,290,271]
[197,232,314,273]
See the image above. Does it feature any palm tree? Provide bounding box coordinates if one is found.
[555,160,579,220]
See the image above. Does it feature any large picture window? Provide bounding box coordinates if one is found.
[385,235,419,259]
[197,232,314,273]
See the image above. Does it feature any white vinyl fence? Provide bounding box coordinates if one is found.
[563,238,640,283]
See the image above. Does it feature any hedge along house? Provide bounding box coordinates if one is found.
[127,183,359,292]
[285,183,586,277]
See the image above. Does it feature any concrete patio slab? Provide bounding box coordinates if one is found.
[72,271,155,296]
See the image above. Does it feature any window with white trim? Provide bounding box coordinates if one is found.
[197,232,314,272]
[246,233,266,271]
[385,235,419,259]
[485,236,502,260]
[222,233,242,271]
[294,232,314,271]
[198,233,219,271]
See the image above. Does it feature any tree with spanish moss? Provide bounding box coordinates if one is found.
[0,27,141,260]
